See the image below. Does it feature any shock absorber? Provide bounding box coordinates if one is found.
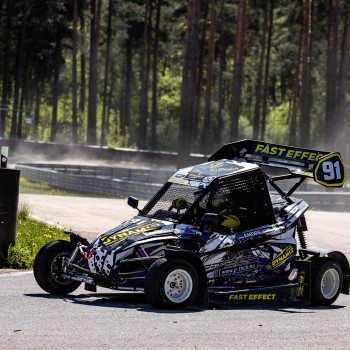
[137,245,150,271]
[297,216,308,258]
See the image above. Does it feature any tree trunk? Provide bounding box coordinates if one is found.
[101,0,113,146]
[138,0,151,149]
[17,80,25,139]
[0,0,12,137]
[79,12,86,113]
[87,0,102,145]
[151,0,161,150]
[17,61,28,139]
[217,0,226,148]
[336,0,350,148]
[253,0,268,140]
[177,0,200,168]
[300,0,313,148]
[107,60,117,142]
[124,36,132,134]
[72,0,78,144]
[10,0,27,139]
[50,33,61,143]
[230,0,249,141]
[201,0,217,154]
[33,85,41,140]
[193,3,208,143]
[289,25,303,145]
[260,0,273,140]
[325,0,339,149]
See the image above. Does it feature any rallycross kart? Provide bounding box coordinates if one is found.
[34,140,349,309]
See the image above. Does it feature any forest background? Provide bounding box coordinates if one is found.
[0,0,349,167]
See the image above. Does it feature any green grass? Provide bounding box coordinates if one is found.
[19,177,117,198]
[5,203,70,269]
[19,177,67,196]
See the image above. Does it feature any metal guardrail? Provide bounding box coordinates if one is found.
[16,163,350,210]
[16,163,174,199]
[1,139,208,166]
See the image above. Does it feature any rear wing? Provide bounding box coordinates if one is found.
[209,140,346,188]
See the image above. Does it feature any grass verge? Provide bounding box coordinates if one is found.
[5,202,70,269]
[19,177,116,198]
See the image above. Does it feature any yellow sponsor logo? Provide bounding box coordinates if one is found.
[187,174,204,180]
[208,161,241,173]
[170,177,186,184]
[209,161,225,169]
[229,294,277,301]
[254,143,324,162]
[101,222,163,247]
[272,245,295,269]
[297,272,305,297]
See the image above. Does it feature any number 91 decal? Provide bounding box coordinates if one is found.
[314,153,346,187]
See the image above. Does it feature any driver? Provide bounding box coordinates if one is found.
[209,188,241,231]
[194,186,241,231]
[169,186,241,231]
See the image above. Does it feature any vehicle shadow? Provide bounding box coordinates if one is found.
[209,299,347,313]
[25,292,346,314]
[24,291,205,313]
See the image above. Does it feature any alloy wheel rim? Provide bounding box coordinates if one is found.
[321,268,340,299]
[164,269,193,303]
[51,252,71,285]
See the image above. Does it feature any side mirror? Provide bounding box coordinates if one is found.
[128,196,139,211]
[201,213,219,225]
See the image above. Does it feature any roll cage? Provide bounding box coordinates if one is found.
[140,140,346,231]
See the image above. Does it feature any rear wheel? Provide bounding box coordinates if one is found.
[311,259,343,306]
[144,257,199,309]
[34,240,81,295]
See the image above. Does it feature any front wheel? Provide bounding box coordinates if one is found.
[311,259,343,306]
[34,240,81,295]
[144,257,199,309]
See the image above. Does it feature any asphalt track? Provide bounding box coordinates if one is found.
[0,194,349,349]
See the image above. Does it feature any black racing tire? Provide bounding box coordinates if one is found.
[144,257,199,309]
[311,259,343,306]
[34,240,81,295]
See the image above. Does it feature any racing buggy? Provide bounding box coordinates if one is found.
[34,140,349,309]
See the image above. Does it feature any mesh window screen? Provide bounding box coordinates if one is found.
[141,169,275,229]
[140,182,197,222]
[208,170,275,231]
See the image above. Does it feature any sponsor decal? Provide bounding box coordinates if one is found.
[174,174,186,179]
[297,271,305,298]
[87,248,95,260]
[203,176,214,183]
[242,230,263,239]
[229,294,277,301]
[170,177,186,184]
[254,143,325,163]
[236,229,265,241]
[271,245,295,269]
[185,174,205,181]
[220,263,258,276]
[209,161,225,169]
[313,153,346,187]
[100,221,163,247]
[184,226,196,235]
[207,161,243,173]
